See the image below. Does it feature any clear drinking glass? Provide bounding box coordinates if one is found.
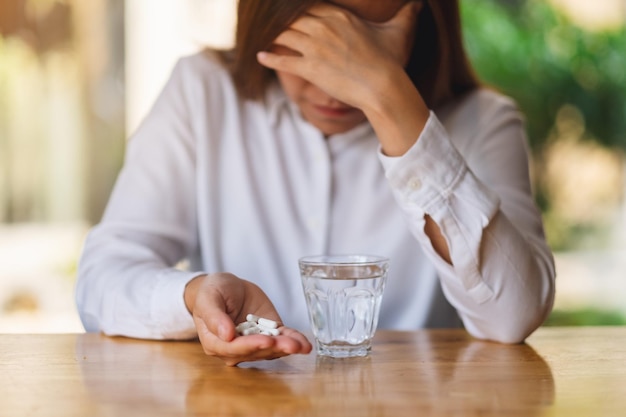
[299,255,389,358]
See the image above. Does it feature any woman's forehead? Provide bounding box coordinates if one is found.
[327,0,410,22]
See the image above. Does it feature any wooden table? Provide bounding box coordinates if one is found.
[1,327,624,416]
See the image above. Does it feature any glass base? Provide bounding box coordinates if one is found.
[316,340,372,358]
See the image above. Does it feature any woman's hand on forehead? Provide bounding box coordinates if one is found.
[257,1,422,111]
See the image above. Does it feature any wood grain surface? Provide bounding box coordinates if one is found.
[1,327,624,416]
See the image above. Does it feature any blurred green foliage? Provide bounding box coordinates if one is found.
[461,0,626,151]
[461,1,626,328]
[461,0,626,253]
[544,307,626,326]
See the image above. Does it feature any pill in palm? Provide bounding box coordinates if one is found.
[258,317,278,329]
[242,327,262,336]
[235,321,256,333]
[257,324,280,336]
[236,314,281,336]
[246,314,260,322]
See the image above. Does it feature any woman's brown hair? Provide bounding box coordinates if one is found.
[226,0,479,109]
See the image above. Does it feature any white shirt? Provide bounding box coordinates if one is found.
[76,51,555,343]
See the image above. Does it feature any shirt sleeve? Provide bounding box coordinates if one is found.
[75,58,202,340]
[379,101,556,343]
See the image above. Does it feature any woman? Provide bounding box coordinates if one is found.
[76,0,555,365]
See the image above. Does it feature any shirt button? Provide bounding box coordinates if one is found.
[408,178,422,190]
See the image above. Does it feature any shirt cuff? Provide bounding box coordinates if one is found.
[379,111,500,304]
[151,269,203,339]
[380,112,466,210]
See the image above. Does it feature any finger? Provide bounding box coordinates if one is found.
[198,323,278,356]
[212,335,294,366]
[223,332,311,364]
[224,330,308,356]
[271,28,310,55]
[256,50,302,75]
[197,325,311,365]
[287,11,329,35]
[222,348,290,366]
[259,28,309,73]
[278,327,313,353]
[221,348,285,366]
[293,5,359,37]
[258,31,323,79]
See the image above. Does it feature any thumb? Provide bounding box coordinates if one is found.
[198,292,236,342]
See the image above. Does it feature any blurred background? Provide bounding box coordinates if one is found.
[0,0,624,333]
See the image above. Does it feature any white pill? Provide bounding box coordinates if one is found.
[242,327,262,336]
[246,314,260,323]
[236,314,281,337]
[257,324,280,336]
[257,318,278,329]
[235,321,256,333]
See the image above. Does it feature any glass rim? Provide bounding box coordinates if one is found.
[298,254,389,266]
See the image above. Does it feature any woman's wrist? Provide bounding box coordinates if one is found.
[183,274,206,314]
[362,69,429,157]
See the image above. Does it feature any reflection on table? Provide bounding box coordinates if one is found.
[1,327,625,416]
